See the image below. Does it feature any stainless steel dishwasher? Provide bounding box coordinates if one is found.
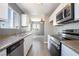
[7,39,24,56]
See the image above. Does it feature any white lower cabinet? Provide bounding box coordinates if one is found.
[24,35,33,56]
[61,44,79,56]
[0,49,6,56]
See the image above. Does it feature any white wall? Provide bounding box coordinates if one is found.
[40,21,44,35]
[44,17,51,42]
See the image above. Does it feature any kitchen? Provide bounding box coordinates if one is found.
[0,3,79,56]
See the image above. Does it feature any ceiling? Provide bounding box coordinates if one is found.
[17,3,60,18]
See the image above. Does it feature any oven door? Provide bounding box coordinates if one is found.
[48,39,60,56]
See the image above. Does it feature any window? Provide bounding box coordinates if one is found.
[8,6,20,28]
[37,24,40,30]
[32,24,36,29]
[32,23,40,30]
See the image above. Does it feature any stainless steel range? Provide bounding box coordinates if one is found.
[48,35,61,56]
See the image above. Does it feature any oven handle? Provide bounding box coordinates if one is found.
[49,40,60,50]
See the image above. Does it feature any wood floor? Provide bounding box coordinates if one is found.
[27,35,50,56]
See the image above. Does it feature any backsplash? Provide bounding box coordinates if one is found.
[51,22,79,35]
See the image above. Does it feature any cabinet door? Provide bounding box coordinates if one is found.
[0,49,6,56]
[24,35,33,56]
[21,14,27,26]
[61,44,79,56]
[21,14,30,26]
[74,3,79,21]
[0,3,8,20]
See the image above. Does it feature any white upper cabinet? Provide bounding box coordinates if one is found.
[21,14,30,26]
[21,14,27,26]
[74,3,79,21]
[0,3,8,21]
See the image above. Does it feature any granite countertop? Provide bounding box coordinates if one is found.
[0,32,32,51]
[61,40,79,54]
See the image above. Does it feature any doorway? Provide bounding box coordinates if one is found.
[32,21,44,35]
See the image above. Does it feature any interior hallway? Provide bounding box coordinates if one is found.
[27,35,50,56]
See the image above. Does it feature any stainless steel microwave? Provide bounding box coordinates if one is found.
[56,3,74,24]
